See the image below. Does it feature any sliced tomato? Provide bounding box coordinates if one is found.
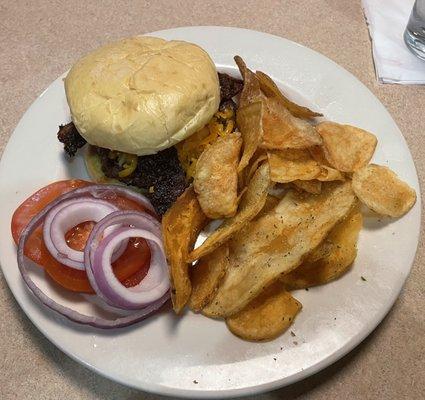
[114,238,150,287]
[11,180,152,293]
[11,179,91,262]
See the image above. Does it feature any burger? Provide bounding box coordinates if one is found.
[57,36,243,215]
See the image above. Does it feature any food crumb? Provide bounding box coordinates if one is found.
[305,288,309,291]
[361,276,367,281]
[280,346,283,350]
[334,317,337,320]
[273,357,277,361]
[193,380,198,384]
[293,341,298,345]
[290,331,296,337]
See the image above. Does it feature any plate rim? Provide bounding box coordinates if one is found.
[0,26,421,399]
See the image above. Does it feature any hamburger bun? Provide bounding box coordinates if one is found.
[65,36,220,155]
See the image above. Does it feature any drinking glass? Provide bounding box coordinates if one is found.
[404,0,425,60]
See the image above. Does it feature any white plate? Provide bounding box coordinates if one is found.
[0,27,421,398]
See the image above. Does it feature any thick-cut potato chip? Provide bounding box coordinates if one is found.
[261,97,322,150]
[352,164,416,217]
[309,145,329,165]
[187,162,271,262]
[203,181,356,317]
[244,151,268,185]
[309,145,345,181]
[268,148,322,183]
[317,166,345,182]
[162,187,209,314]
[234,56,263,108]
[256,194,280,218]
[256,70,322,119]
[281,203,363,289]
[293,179,322,194]
[194,133,242,219]
[316,122,377,172]
[226,281,302,341]
[189,244,229,312]
[237,101,264,173]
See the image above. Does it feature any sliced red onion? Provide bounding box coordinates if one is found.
[16,185,169,328]
[43,197,126,270]
[84,210,168,309]
[17,204,170,328]
[36,183,154,271]
[91,227,169,309]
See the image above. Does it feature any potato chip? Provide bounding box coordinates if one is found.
[256,194,280,218]
[293,179,322,194]
[317,166,345,182]
[261,97,322,150]
[268,148,322,183]
[316,122,377,172]
[187,162,271,262]
[194,133,242,219]
[162,187,209,314]
[237,101,264,173]
[309,145,345,181]
[352,164,416,217]
[234,56,263,108]
[203,181,356,317]
[245,151,268,184]
[281,202,363,289]
[189,244,229,312]
[256,70,322,119]
[226,281,302,341]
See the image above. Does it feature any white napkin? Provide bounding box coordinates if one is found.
[362,0,425,84]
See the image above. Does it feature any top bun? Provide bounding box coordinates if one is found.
[65,36,220,155]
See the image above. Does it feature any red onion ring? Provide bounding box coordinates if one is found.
[16,185,169,328]
[84,211,167,308]
[43,197,126,270]
[90,226,169,309]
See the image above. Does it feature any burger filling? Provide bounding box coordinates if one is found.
[57,73,243,216]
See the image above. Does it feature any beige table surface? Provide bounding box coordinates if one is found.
[1,1,424,399]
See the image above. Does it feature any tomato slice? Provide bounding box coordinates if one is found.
[115,238,150,287]
[11,180,152,293]
[11,179,91,262]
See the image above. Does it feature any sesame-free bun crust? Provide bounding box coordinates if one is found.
[65,36,220,155]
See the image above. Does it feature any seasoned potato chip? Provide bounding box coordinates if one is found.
[203,181,356,317]
[317,166,345,182]
[268,148,322,183]
[352,164,416,217]
[316,122,377,172]
[194,133,242,219]
[256,70,322,119]
[189,244,229,312]
[281,203,363,289]
[309,145,329,165]
[226,282,302,341]
[293,179,322,194]
[234,56,263,108]
[187,162,271,262]
[237,101,264,173]
[309,145,345,181]
[239,148,267,188]
[162,187,209,314]
[256,194,280,218]
[261,97,322,150]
